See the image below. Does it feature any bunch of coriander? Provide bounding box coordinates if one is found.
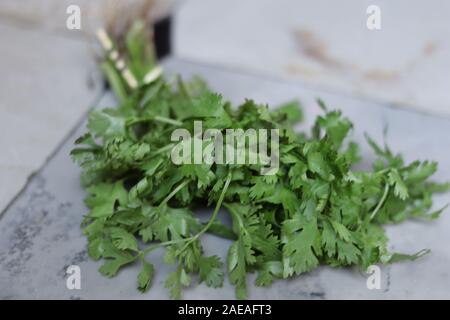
[71,24,448,299]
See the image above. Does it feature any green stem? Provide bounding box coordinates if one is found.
[159,180,189,208]
[154,116,183,126]
[375,168,390,176]
[140,238,190,256]
[369,183,390,221]
[179,172,233,252]
[152,144,175,156]
[140,172,232,257]
[101,61,128,103]
[128,116,182,127]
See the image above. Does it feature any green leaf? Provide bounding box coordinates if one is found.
[227,240,248,299]
[307,152,334,181]
[199,256,224,288]
[255,261,283,286]
[258,186,298,216]
[109,227,138,251]
[282,216,320,277]
[316,110,352,149]
[388,169,409,200]
[321,220,337,257]
[336,239,360,265]
[137,260,155,293]
[88,109,126,138]
[98,242,136,277]
[85,181,128,218]
[71,29,448,299]
[165,266,191,299]
[274,100,303,124]
[87,237,104,260]
[330,220,352,242]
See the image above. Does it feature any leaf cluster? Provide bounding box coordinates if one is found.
[71,27,448,299]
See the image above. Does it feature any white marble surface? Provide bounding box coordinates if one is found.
[0,58,449,299]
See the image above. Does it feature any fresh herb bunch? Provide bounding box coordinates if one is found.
[71,25,448,299]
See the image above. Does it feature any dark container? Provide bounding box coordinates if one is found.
[154,15,172,59]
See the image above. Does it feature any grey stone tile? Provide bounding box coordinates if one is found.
[0,22,102,213]
[0,0,174,36]
[175,0,450,117]
[0,58,449,299]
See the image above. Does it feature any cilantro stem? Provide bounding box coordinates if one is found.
[179,172,233,252]
[140,238,191,256]
[375,168,390,176]
[154,116,183,126]
[152,143,175,156]
[159,180,189,207]
[128,116,182,127]
[369,183,390,221]
[140,172,232,256]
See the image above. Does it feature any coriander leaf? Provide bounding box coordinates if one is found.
[137,260,155,293]
[199,256,224,288]
[388,169,409,200]
[110,227,138,251]
[98,242,136,277]
[88,109,126,138]
[85,181,128,218]
[282,215,320,277]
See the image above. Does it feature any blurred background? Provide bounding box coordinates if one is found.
[1,0,449,213]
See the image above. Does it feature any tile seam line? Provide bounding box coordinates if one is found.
[0,88,106,220]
